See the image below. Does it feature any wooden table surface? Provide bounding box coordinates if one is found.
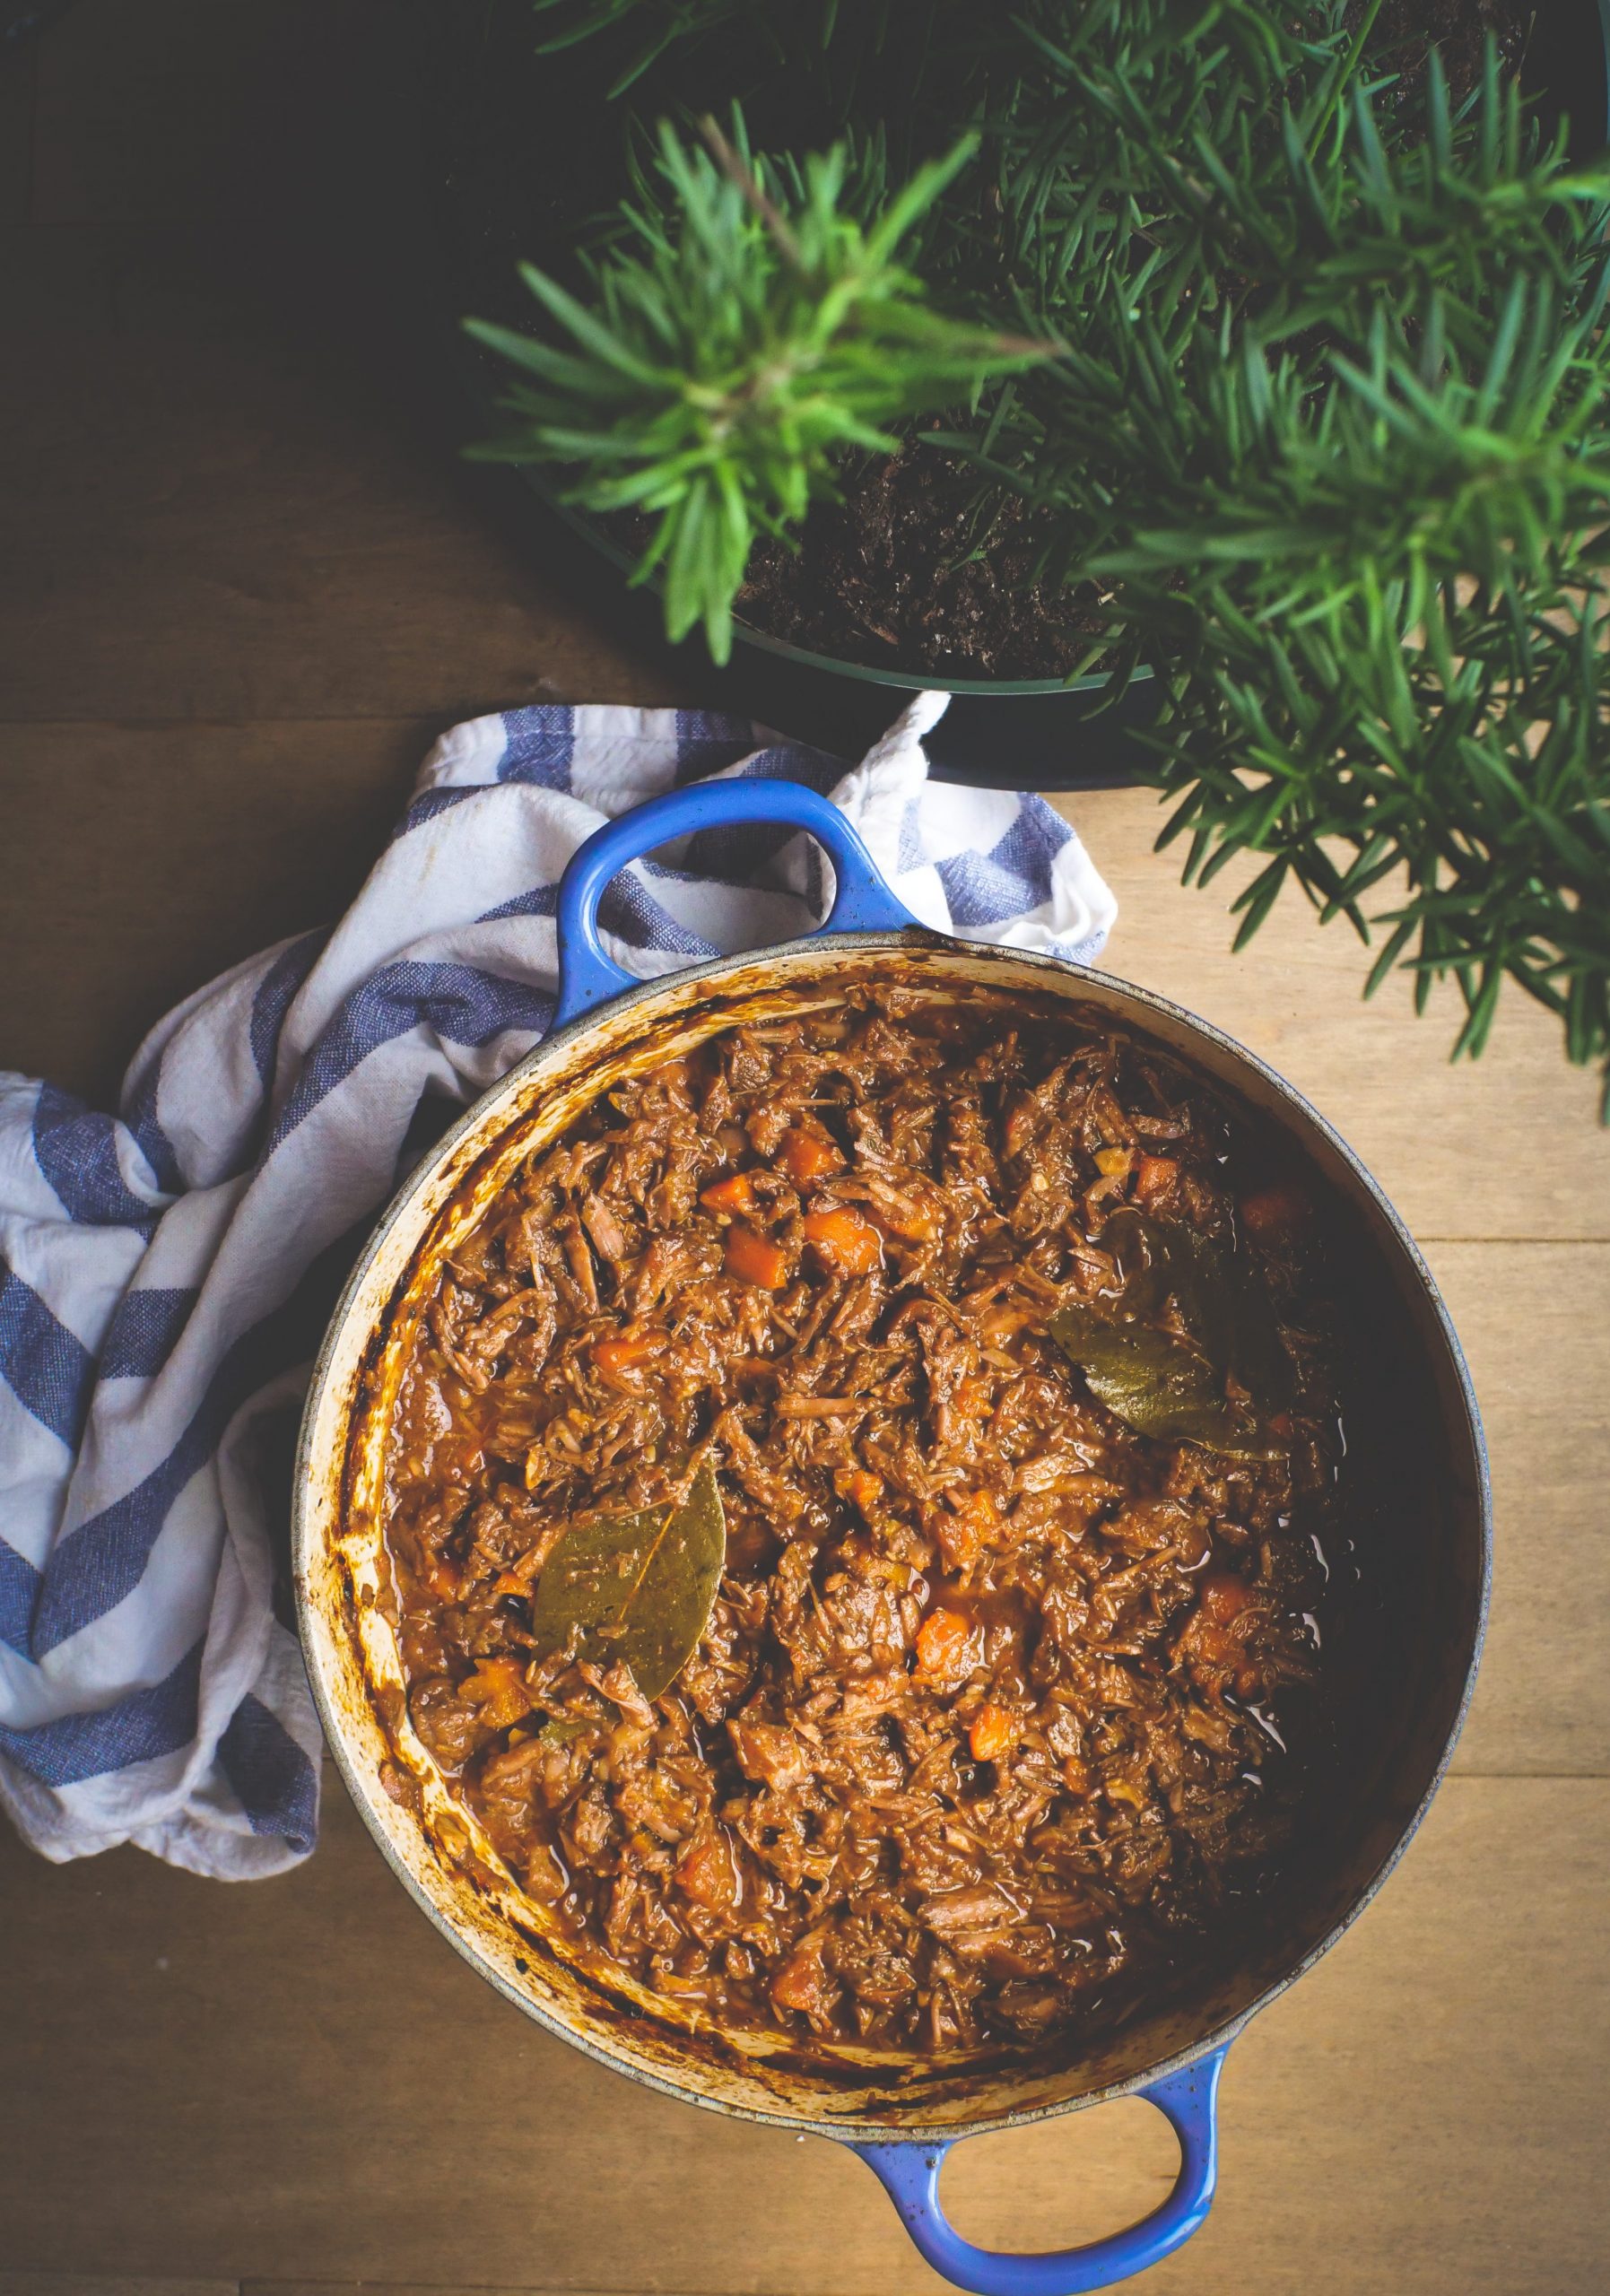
[2,7,1606,2294]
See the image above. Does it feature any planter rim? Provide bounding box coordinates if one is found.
[523,463,1149,700]
[448,319,1147,702]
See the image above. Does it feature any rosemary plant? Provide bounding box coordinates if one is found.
[466,123,1039,659]
[470,0,1610,1103]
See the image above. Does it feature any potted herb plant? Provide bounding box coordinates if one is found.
[440,0,1610,1104]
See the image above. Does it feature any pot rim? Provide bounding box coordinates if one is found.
[292,926,1492,2144]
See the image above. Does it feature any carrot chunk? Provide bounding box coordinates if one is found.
[1198,1572,1254,1625]
[933,1487,999,1574]
[675,1823,742,1912]
[725,1225,791,1289]
[701,1170,757,1216]
[1240,1182,1309,1240]
[591,1331,662,1386]
[969,1701,1017,1763]
[916,1608,974,1679]
[871,1193,941,1241]
[959,1487,1000,1533]
[778,1126,843,1186]
[835,1467,884,1518]
[422,1552,460,1604]
[460,1656,532,1731]
[803,1205,883,1276]
[770,1936,835,2022]
[492,1546,546,1601]
[1133,1154,1179,1206]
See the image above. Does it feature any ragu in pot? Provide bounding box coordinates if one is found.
[294,780,1488,2295]
[379,982,1358,2070]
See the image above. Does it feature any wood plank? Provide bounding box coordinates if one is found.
[4,6,686,729]
[0,2282,235,2296]
[0,1777,1601,2296]
[1059,790,1610,1230]
[0,215,680,731]
[1429,1246,1610,1777]
[0,719,431,1109]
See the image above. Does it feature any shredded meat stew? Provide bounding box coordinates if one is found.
[382,987,1345,2057]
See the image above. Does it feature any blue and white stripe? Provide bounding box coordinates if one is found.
[0,695,1114,1877]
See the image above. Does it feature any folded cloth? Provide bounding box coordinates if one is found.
[0,692,1116,1878]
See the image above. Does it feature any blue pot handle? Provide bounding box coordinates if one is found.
[853,2047,1228,2296]
[553,778,921,1030]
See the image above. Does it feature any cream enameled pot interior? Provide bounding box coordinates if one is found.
[293,935,1488,2140]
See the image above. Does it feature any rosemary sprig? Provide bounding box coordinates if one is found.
[466,117,1041,662]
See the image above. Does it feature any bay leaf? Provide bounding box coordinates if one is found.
[529,1463,727,1700]
[1103,1210,1292,1411]
[1048,1302,1282,1457]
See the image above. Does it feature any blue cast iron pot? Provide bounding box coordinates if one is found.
[294,778,1491,2295]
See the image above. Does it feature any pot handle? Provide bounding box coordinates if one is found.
[851,2047,1228,2296]
[553,778,921,1029]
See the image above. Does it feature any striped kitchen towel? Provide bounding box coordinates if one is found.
[0,693,1116,1878]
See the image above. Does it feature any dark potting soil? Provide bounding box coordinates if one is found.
[1369,0,1530,107]
[736,446,1108,682]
